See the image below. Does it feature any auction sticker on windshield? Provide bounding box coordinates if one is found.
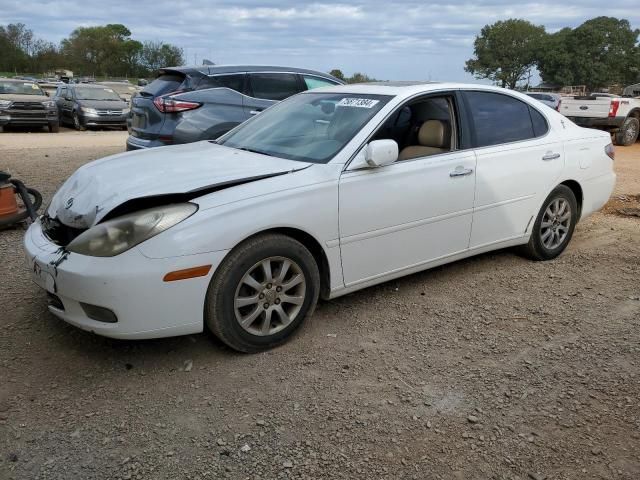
[337,98,380,108]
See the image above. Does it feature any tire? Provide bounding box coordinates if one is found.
[205,233,320,353]
[48,122,60,133]
[520,185,578,261]
[614,117,639,146]
[73,112,86,131]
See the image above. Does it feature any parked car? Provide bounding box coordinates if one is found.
[126,65,344,150]
[0,78,59,132]
[97,81,140,103]
[560,91,640,146]
[25,82,615,352]
[53,83,130,130]
[525,92,562,111]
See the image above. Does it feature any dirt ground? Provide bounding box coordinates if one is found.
[0,131,639,480]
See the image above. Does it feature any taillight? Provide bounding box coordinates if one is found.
[608,100,620,118]
[556,99,561,112]
[153,95,201,113]
[605,143,615,161]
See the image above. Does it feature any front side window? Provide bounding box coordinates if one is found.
[249,73,302,101]
[303,75,338,90]
[465,91,538,147]
[218,93,392,163]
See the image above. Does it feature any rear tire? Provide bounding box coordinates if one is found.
[614,117,639,146]
[48,122,59,133]
[205,234,320,353]
[520,185,578,261]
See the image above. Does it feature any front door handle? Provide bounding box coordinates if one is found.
[542,152,561,161]
[249,109,262,116]
[450,167,474,177]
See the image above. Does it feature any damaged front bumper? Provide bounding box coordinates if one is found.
[24,218,228,339]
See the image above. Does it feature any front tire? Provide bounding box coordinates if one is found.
[73,112,86,131]
[521,185,578,261]
[614,117,639,146]
[205,234,320,353]
[48,122,60,133]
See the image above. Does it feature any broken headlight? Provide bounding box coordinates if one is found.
[67,203,197,257]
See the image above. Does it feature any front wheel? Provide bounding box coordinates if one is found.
[48,122,60,133]
[521,185,578,261]
[205,234,320,353]
[614,117,639,146]
[73,112,86,131]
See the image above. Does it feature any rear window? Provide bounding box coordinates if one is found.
[143,74,186,97]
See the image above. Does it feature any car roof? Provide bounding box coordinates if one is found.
[69,83,114,89]
[301,82,548,100]
[1,78,38,83]
[160,64,342,83]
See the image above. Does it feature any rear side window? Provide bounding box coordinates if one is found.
[529,107,549,137]
[303,75,338,90]
[199,74,245,93]
[143,74,186,97]
[249,73,303,101]
[465,91,536,147]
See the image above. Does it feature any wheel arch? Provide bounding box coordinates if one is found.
[559,179,583,219]
[228,227,332,300]
[627,109,640,120]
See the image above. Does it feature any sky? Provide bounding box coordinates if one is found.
[1,0,639,83]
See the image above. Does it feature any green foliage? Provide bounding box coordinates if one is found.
[465,19,546,89]
[329,69,377,84]
[0,22,184,78]
[537,17,640,89]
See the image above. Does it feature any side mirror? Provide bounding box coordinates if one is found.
[64,95,72,101]
[350,139,398,170]
[44,91,49,97]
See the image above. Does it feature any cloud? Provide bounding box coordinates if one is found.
[0,0,638,81]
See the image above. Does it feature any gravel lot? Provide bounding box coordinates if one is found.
[1,131,639,480]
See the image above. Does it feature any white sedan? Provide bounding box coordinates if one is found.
[24,82,616,352]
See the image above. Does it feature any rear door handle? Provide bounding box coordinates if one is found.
[249,110,262,115]
[542,152,561,161]
[449,167,474,177]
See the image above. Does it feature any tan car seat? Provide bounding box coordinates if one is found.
[398,120,449,161]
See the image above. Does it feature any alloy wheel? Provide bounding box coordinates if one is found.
[540,198,571,249]
[234,256,306,336]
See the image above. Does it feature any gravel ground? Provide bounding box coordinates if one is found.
[1,132,639,480]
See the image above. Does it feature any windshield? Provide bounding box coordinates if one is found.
[0,80,44,96]
[219,92,392,163]
[75,87,122,101]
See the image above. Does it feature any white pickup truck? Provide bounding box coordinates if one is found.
[560,93,640,146]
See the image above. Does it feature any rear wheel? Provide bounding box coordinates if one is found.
[205,234,320,353]
[48,122,59,133]
[614,117,639,146]
[521,185,578,261]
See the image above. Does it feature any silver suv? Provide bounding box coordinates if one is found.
[126,65,343,150]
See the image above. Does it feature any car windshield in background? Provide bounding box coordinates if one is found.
[75,87,122,101]
[219,93,392,164]
[0,81,44,95]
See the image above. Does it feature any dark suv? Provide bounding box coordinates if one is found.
[53,83,130,130]
[126,65,343,150]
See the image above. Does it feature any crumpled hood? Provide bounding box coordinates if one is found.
[48,141,310,229]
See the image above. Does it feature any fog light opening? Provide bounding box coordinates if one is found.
[80,303,118,323]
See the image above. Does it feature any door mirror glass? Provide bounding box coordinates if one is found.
[364,139,398,167]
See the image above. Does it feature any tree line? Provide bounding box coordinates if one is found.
[465,16,640,90]
[0,23,184,78]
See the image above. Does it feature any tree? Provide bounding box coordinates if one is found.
[329,69,345,81]
[465,19,546,88]
[61,24,143,77]
[140,41,184,72]
[538,17,640,89]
